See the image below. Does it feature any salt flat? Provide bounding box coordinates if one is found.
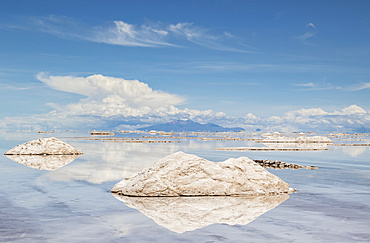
[0,131,369,242]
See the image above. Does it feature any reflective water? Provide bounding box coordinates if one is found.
[0,131,369,242]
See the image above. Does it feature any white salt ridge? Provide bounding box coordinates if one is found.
[111,151,291,196]
[262,135,333,143]
[4,137,83,155]
[113,194,289,233]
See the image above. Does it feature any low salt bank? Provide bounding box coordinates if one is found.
[112,151,291,196]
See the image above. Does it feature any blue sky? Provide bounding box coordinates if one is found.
[0,0,369,131]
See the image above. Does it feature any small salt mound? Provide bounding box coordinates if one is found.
[111,151,291,196]
[4,137,83,155]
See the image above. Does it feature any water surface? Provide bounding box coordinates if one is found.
[0,131,369,242]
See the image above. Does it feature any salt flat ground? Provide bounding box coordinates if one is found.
[0,131,369,242]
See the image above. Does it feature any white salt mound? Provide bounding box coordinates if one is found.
[4,137,82,155]
[111,151,290,196]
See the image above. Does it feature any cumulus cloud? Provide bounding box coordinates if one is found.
[285,107,328,118]
[1,73,368,133]
[244,113,258,122]
[36,73,203,119]
[37,73,183,111]
[254,105,370,132]
[339,105,366,115]
[0,73,229,130]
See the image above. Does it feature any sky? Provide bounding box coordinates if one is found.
[0,0,369,132]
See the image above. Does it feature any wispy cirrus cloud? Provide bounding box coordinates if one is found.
[345,82,370,91]
[197,63,337,73]
[294,82,341,91]
[294,82,315,87]
[169,23,254,53]
[92,20,175,47]
[2,15,251,52]
[295,22,317,45]
[295,81,370,92]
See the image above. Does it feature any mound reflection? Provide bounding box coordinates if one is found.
[113,194,289,233]
[4,155,80,171]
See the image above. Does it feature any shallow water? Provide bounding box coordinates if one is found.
[0,131,369,242]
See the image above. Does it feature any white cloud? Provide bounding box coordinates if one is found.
[5,15,250,52]
[306,23,316,29]
[346,82,370,91]
[265,116,284,124]
[294,82,316,87]
[0,73,230,130]
[92,21,174,47]
[340,105,366,115]
[265,105,370,132]
[36,73,187,118]
[284,108,328,118]
[37,73,183,110]
[244,113,258,121]
[214,105,368,133]
[1,73,369,133]
[295,81,370,92]
[294,81,343,91]
[296,22,317,45]
[168,22,252,53]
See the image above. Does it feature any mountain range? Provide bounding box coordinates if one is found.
[139,119,244,132]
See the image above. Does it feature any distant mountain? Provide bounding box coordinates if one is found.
[139,119,244,132]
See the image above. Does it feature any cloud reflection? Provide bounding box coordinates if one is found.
[47,139,224,184]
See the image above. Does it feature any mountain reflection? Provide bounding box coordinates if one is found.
[113,194,289,233]
[4,155,80,171]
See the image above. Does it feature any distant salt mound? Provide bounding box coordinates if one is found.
[111,151,290,196]
[4,137,82,155]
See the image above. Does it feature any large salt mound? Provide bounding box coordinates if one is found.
[111,151,290,196]
[4,137,82,155]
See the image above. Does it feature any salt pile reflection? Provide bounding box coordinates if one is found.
[4,155,80,170]
[113,194,289,233]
